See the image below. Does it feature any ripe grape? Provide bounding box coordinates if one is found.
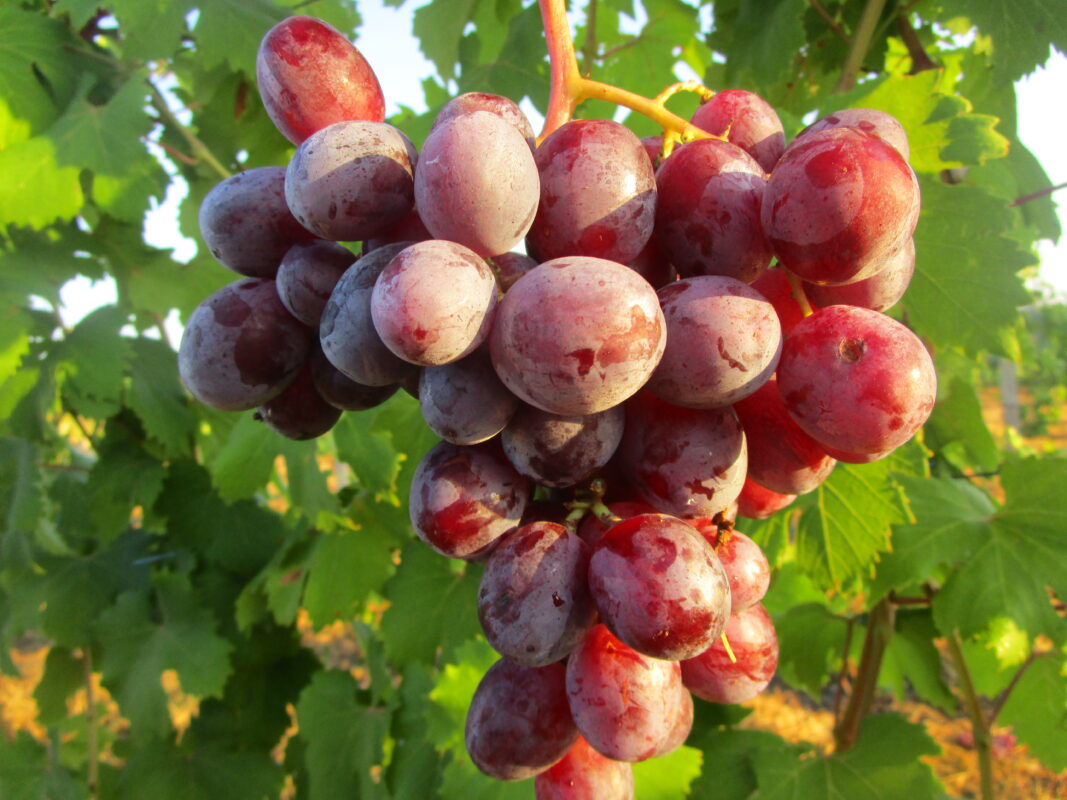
[431,92,536,149]
[800,108,910,160]
[649,276,781,408]
[492,251,539,290]
[653,138,772,283]
[750,267,806,336]
[803,237,915,312]
[776,305,937,457]
[577,500,658,549]
[465,659,577,781]
[418,348,519,445]
[688,522,770,613]
[565,624,686,762]
[527,119,657,265]
[477,522,596,667]
[691,89,786,173]
[255,359,341,440]
[588,513,731,660]
[198,167,316,279]
[681,602,778,704]
[275,240,355,327]
[489,257,666,416]
[535,735,634,800]
[627,235,677,290]
[501,404,625,488]
[414,111,540,257]
[284,120,417,242]
[178,278,312,411]
[409,441,528,560]
[308,343,397,412]
[762,127,920,285]
[615,390,747,519]
[256,15,385,145]
[370,239,499,366]
[733,377,837,495]
[736,476,796,520]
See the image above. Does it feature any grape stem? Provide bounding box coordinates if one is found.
[833,598,894,752]
[536,0,714,143]
[946,630,996,800]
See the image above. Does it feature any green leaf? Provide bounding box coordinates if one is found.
[426,637,500,751]
[193,0,288,75]
[0,733,86,800]
[0,136,84,229]
[925,375,1000,474]
[774,602,848,698]
[908,179,1034,357]
[706,0,806,98]
[34,646,85,725]
[55,306,132,419]
[998,653,1067,771]
[883,610,957,712]
[380,542,482,666]
[295,670,392,800]
[414,0,479,79]
[111,739,283,800]
[631,744,703,798]
[940,0,1067,82]
[689,728,799,800]
[109,0,192,62]
[208,412,281,501]
[94,573,233,738]
[0,437,42,537]
[388,663,445,798]
[127,338,197,457]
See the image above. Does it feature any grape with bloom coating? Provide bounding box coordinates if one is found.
[501,404,625,488]
[275,240,354,327]
[490,257,666,416]
[418,348,518,445]
[691,89,786,173]
[681,602,778,704]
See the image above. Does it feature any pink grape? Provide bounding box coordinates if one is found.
[776,305,937,457]
[431,92,536,149]
[688,521,771,613]
[535,735,634,800]
[588,513,732,661]
[750,267,806,336]
[489,257,667,416]
[527,119,657,265]
[803,237,915,312]
[691,89,786,173]
[275,240,354,327]
[409,441,528,560]
[465,659,577,781]
[256,15,384,145]
[477,522,596,667]
[736,476,796,520]
[681,602,779,704]
[800,107,910,160]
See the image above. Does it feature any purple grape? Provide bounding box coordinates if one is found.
[431,92,536,150]
[276,240,355,327]
[477,522,596,667]
[198,167,316,279]
[309,343,397,411]
[255,359,341,440]
[409,441,529,560]
[178,278,313,411]
[501,404,625,488]
[535,735,634,800]
[418,348,519,445]
[370,240,499,366]
[527,119,656,265]
[489,257,666,416]
[284,120,417,242]
[414,111,539,257]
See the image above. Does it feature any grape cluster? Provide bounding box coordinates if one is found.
[178,15,936,795]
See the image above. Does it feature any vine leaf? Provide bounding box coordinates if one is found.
[0,732,85,800]
[110,739,282,800]
[940,0,1067,82]
[998,653,1067,771]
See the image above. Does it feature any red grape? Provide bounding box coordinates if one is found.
[691,89,785,173]
[803,237,915,312]
[800,107,910,160]
[736,476,796,520]
[308,343,397,411]
[535,735,634,800]
[681,602,778,704]
[431,92,536,150]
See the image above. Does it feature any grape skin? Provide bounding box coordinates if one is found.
[308,343,397,412]
[653,139,773,284]
[527,119,656,265]
[275,240,355,327]
[799,108,910,161]
[762,127,920,286]
[465,659,578,781]
[178,278,312,411]
[688,523,770,614]
[489,257,667,416]
[681,602,779,705]
[615,390,747,519]
[477,522,596,667]
[501,404,625,488]
[736,476,796,520]
[419,348,519,445]
[803,237,915,312]
[319,243,419,387]
[565,624,686,762]
[431,92,536,150]
[649,276,782,409]
[588,513,732,661]
[409,441,529,560]
[776,305,937,457]
[370,239,499,366]
[255,359,341,440]
[284,120,417,242]
[534,735,634,800]
[414,111,540,258]
[256,15,385,145]
[198,167,316,279]
[690,89,786,174]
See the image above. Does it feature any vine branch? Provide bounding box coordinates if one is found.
[835,0,888,92]
[946,630,995,800]
[834,599,894,751]
[146,78,232,181]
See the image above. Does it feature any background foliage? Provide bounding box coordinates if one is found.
[1,0,1065,797]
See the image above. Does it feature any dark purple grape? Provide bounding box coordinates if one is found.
[615,391,747,519]
[419,348,519,444]
[409,441,529,560]
[627,235,677,290]
[370,240,499,366]
[649,276,781,409]
[565,624,685,762]
[255,359,341,440]
[309,342,397,411]
[363,207,433,253]
[588,513,731,661]
[198,167,316,279]
[276,240,355,326]
[681,602,778,704]
[654,139,772,284]
[535,735,634,800]
[501,404,624,488]
[691,89,785,173]
[319,242,418,387]
[284,120,417,242]
[178,278,312,411]
[465,659,577,781]
[527,119,656,265]
[432,92,536,150]
[477,522,596,667]
[489,257,666,416]
[414,111,539,257]
[492,251,539,290]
